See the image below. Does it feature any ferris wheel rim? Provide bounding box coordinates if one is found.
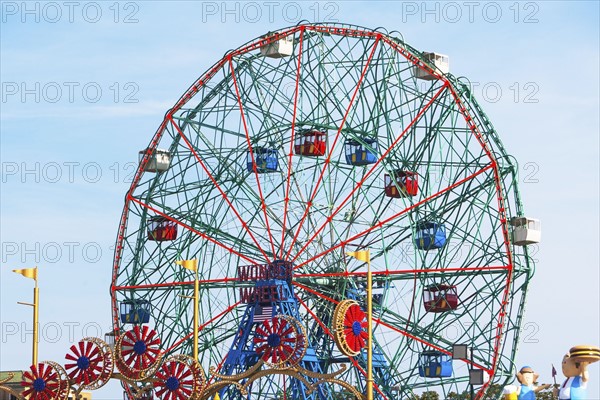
[109,22,529,399]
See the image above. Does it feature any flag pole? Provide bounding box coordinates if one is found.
[346,250,373,400]
[193,261,199,361]
[13,266,39,365]
[33,277,39,365]
[176,259,199,361]
[366,255,373,400]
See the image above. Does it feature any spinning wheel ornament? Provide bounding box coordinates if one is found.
[115,326,162,380]
[64,337,114,390]
[334,300,368,357]
[154,355,206,400]
[21,361,70,400]
[253,315,306,368]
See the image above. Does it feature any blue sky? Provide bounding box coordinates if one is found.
[1,1,598,398]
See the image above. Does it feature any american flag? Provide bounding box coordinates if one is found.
[253,305,273,323]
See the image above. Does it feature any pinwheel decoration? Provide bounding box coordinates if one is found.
[154,355,205,400]
[115,325,162,379]
[253,315,305,368]
[64,337,113,389]
[333,300,368,357]
[21,361,70,400]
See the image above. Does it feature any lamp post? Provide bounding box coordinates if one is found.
[176,259,199,360]
[13,267,39,365]
[346,250,373,400]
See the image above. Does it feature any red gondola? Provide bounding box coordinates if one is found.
[384,170,418,198]
[423,284,458,313]
[295,129,326,157]
[147,216,177,242]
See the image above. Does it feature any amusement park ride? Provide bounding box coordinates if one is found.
[2,22,543,399]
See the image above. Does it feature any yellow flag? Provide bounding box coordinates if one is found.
[346,250,370,263]
[175,259,198,271]
[13,267,37,281]
[214,394,221,400]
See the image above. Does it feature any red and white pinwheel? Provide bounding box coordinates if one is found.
[21,361,70,400]
[64,337,113,389]
[116,325,161,379]
[253,315,304,367]
[333,300,368,357]
[154,355,205,400]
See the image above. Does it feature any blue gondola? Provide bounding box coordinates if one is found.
[247,147,278,173]
[414,222,447,250]
[344,138,378,166]
[120,299,151,324]
[419,350,453,378]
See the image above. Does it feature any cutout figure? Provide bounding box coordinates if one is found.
[516,366,551,400]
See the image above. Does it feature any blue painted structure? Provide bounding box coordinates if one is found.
[218,260,329,399]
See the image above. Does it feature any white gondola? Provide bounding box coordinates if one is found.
[415,52,449,80]
[260,35,293,58]
[139,148,171,173]
[104,330,117,350]
[510,217,541,246]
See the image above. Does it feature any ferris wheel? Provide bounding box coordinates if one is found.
[110,22,539,399]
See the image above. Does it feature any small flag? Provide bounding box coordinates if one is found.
[346,250,370,263]
[552,364,557,378]
[13,267,37,281]
[214,393,221,400]
[175,259,198,271]
[253,305,273,323]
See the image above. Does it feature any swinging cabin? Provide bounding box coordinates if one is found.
[120,299,151,324]
[423,284,458,313]
[147,216,178,242]
[418,350,453,378]
[295,129,327,157]
[344,138,378,166]
[414,222,447,250]
[384,170,418,198]
[247,147,279,173]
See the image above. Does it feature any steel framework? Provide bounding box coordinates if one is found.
[110,22,534,399]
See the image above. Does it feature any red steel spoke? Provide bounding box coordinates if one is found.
[290,83,449,264]
[280,26,306,258]
[129,195,258,265]
[293,164,494,270]
[113,276,239,291]
[166,301,241,353]
[229,56,277,258]
[295,265,510,279]
[168,117,271,263]
[285,35,382,260]
[294,281,485,369]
